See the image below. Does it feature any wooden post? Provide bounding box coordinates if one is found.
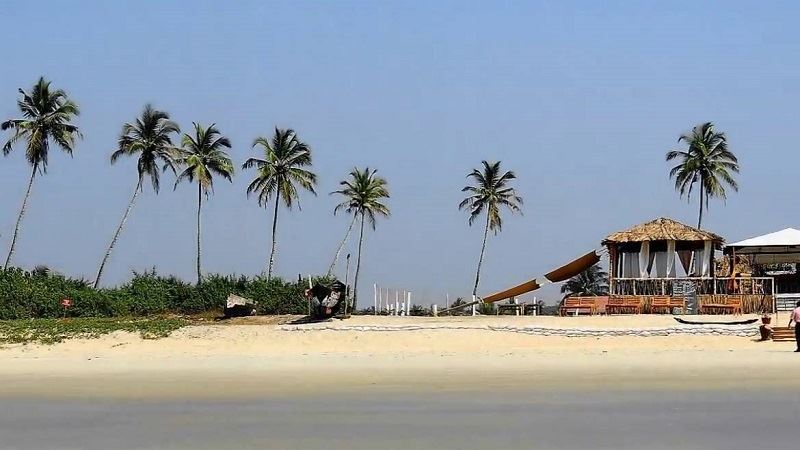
[344,254,351,315]
[608,245,617,295]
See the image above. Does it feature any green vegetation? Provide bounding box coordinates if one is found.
[560,264,609,298]
[460,160,524,296]
[0,267,329,320]
[1,77,81,270]
[243,128,317,279]
[0,317,188,345]
[332,168,391,310]
[666,122,739,229]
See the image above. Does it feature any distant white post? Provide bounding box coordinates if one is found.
[406,292,411,316]
[395,291,399,316]
[373,283,378,315]
[432,304,438,316]
[471,295,477,316]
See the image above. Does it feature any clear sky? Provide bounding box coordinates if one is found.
[1,1,798,305]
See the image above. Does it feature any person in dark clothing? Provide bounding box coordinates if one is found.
[787,301,800,352]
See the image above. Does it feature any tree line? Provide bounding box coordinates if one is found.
[2,77,740,306]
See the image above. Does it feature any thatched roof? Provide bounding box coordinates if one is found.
[602,217,723,245]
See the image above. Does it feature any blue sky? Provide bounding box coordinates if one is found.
[1,1,798,304]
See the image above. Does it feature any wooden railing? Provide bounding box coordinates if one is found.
[611,277,775,296]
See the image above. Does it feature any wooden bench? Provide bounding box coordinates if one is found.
[771,327,796,342]
[559,297,599,316]
[650,296,686,314]
[700,295,743,315]
[606,296,641,315]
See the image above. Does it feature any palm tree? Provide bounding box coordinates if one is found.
[666,122,739,229]
[174,123,234,284]
[332,168,390,310]
[1,77,81,269]
[459,161,523,297]
[560,264,608,298]
[93,105,180,288]
[243,128,316,278]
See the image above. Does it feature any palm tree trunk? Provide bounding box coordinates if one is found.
[196,183,203,285]
[697,175,705,229]
[94,180,141,288]
[327,214,357,277]
[472,213,491,296]
[4,163,37,270]
[267,192,280,279]
[352,212,366,311]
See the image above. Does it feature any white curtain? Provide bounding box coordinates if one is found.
[701,240,712,277]
[666,240,676,278]
[622,252,640,277]
[638,241,650,278]
[654,252,667,277]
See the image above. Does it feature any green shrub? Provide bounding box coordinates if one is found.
[0,267,341,319]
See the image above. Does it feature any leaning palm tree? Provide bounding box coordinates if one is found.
[459,161,523,297]
[666,122,739,229]
[1,77,81,269]
[93,105,180,288]
[326,213,357,277]
[243,128,316,278]
[560,264,608,298]
[174,123,234,284]
[332,168,390,310]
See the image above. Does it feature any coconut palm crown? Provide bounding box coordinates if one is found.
[175,123,234,284]
[560,264,609,298]
[459,160,523,296]
[666,122,739,229]
[93,105,180,288]
[1,77,81,269]
[243,128,316,278]
[332,167,390,310]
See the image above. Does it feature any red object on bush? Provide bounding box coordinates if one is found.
[61,298,72,308]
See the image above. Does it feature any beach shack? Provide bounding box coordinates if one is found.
[602,217,774,314]
[724,228,800,313]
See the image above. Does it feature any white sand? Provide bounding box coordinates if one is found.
[0,315,796,399]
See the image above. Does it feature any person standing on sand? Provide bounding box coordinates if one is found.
[788,301,800,352]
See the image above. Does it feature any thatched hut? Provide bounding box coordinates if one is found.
[603,217,723,282]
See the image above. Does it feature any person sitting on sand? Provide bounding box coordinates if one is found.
[758,314,773,341]
[788,301,800,352]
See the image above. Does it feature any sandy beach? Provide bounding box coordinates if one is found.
[0,315,796,399]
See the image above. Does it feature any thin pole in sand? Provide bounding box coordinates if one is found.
[406,292,411,316]
[344,254,351,315]
[307,275,313,316]
[378,285,383,315]
[395,291,399,316]
[373,283,377,315]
